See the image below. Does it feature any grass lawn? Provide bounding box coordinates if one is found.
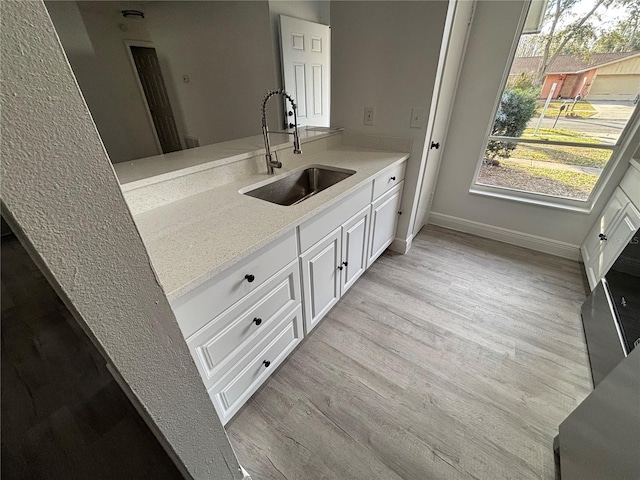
[535,100,597,119]
[507,128,611,168]
[505,162,599,193]
[521,127,602,143]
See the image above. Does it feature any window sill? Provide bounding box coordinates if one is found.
[469,185,593,214]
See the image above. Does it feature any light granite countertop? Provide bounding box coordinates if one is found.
[132,145,409,301]
[114,128,341,189]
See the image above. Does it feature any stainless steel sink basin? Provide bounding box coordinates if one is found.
[241,166,356,206]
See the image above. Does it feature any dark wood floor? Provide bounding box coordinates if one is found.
[227,225,593,480]
[1,235,183,480]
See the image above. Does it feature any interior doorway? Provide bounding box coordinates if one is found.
[128,45,182,154]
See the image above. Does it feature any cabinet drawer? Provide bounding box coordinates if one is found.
[372,162,406,200]
[298,182,373,253]
[172,229,298,338]
[187,260,301,388]
[620,164,640,209]
[209,305,303,424]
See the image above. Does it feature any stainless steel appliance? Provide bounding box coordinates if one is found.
[555,230,640,480]
[581,228,640,386]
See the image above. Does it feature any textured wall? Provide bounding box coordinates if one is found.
[1,2,242,479]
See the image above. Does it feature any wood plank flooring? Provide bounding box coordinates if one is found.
[1,235,183,480]
[226,225,593,480]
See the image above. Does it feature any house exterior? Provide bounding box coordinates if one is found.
[510,51,640,101]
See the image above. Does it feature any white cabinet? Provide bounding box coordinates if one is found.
[368,182,404,265]
[300,227,342,334]
[300,206,372,334]
[582,177,640,289]
[172,159,407,424]
[341,206,370,294]
[582,188,629,268]
[585,203,640,287]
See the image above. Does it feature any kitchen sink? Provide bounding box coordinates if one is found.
[241,166,356,206]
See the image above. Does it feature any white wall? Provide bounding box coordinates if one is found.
[146,1,279,146]
[45,1,153,163]
[76,2,160,161]
[430,0,640,255]
[330,0,448,244]
[1,2,242,478]
[48,1,279,163]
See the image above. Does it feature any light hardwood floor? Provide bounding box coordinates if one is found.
[227,225,593,480]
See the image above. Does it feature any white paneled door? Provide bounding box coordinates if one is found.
[280,15,330,127]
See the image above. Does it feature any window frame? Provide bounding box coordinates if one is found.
[470,0,640,214]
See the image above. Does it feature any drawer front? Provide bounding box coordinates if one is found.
[298,181,373,253]
[209,305,304,424]
[372,161,406,200]
[172,229,298,338]
[187,260,301,388]
[620,164,640,209]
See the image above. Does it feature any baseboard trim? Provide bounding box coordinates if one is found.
[428,212,581,260]
[389,233,414,254]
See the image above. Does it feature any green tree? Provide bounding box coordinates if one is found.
[485,88,538,165]
[533,0,614,86]
[594,4,640,52]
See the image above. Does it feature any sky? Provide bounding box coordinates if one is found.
[563,0,629,29]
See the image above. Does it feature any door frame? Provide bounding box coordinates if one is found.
[408,0,476,237]
[124,39,164,155]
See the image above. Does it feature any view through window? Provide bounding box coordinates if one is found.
[476,0,639,201]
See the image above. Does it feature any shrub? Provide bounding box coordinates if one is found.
[485,88,538,164]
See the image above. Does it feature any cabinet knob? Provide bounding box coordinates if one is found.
[599,233,608,241]
[253,317,262,326]
[390,176,396,181]
[263,360,271,368]
[338,265,344,271]
[245,274,255,283]
[342,261,348,266]
[430,141,440,150]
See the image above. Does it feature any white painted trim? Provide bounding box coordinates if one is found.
[408,0,475,236]
[123,39,164,154]
[469,1,640,213]
[428,211,581,260]
[389,233,414,254]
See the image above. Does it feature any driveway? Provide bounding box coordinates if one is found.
[527,100,637,145]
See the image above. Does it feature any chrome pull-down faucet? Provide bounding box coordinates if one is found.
[261,89,301,174]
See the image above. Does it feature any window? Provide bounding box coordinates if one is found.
[473,0,640,205]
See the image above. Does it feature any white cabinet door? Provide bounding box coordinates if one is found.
[588,203,640,285]
[582,187,629,266]
[341,206,370,294]
[368,182,403,266]
[300,227,342,334]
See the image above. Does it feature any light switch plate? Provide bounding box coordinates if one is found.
[364,106,375,126]
[410,107,428,128]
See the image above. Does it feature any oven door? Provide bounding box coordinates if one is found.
[580,279,626,387]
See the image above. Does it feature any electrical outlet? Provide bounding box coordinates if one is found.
[410,107,428,128]
[364,106,375,126]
